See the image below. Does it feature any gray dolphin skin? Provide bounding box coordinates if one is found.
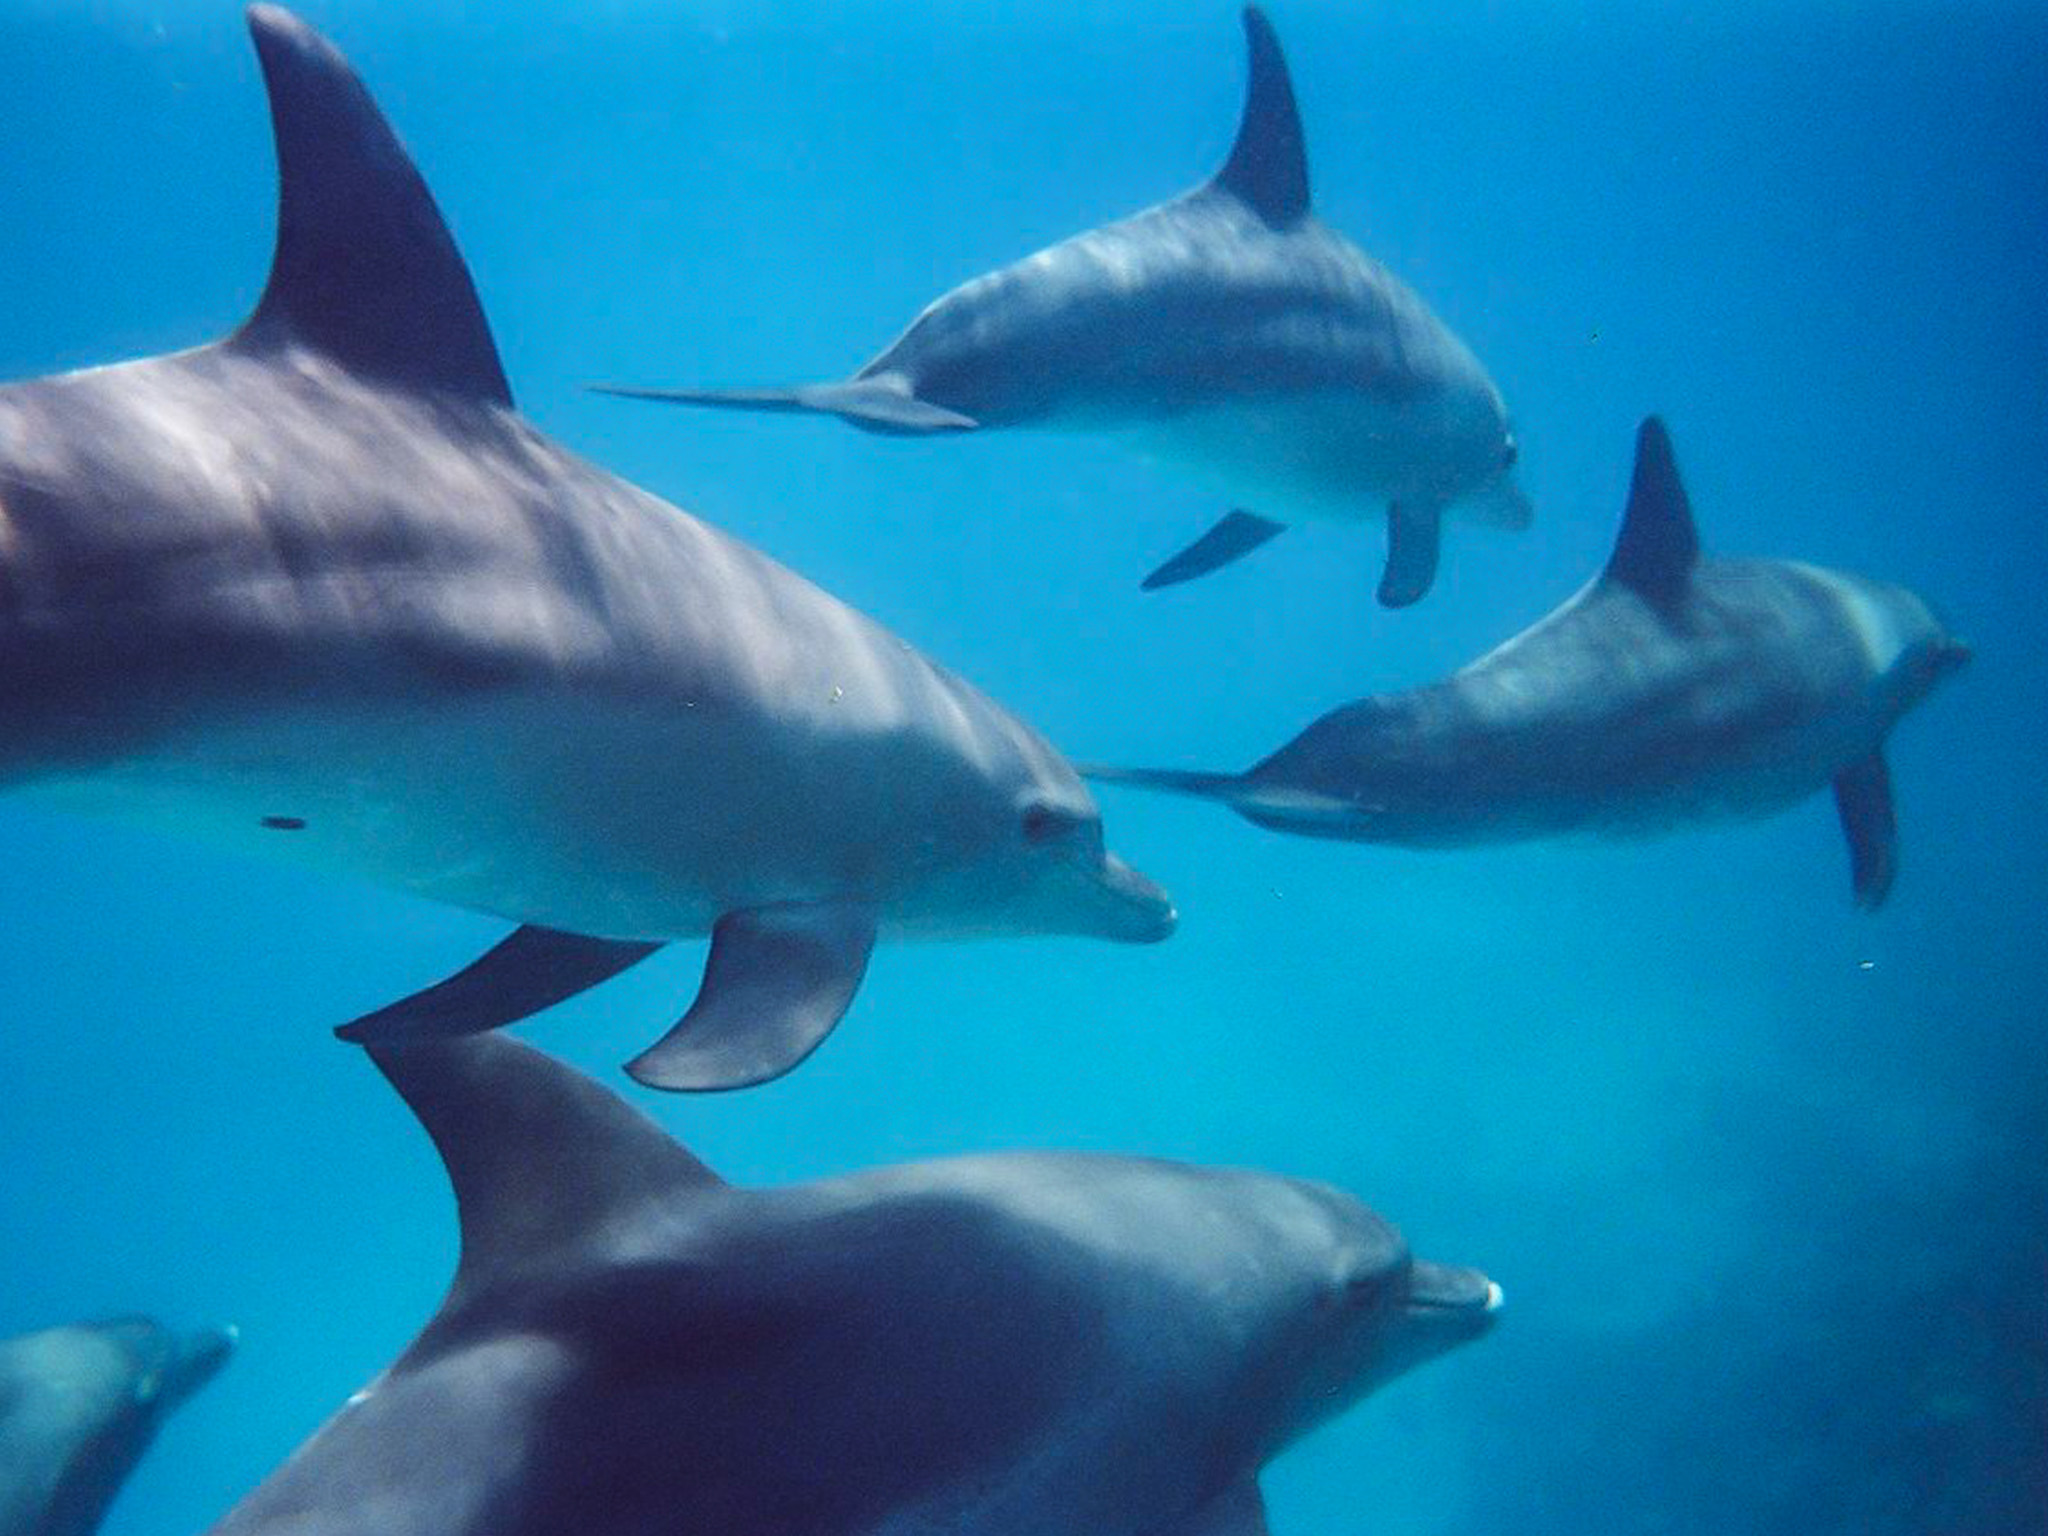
[206,1033,1497,1536]
[1089,418,1969,908]
[0,1317,235,1536]
[0,7,1174,1091]
[597,6,1527,609]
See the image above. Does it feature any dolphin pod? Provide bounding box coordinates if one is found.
[599,7,1528,609]
[0,1317,235,1536]
[1088,418,1969,908]
[206,1033,1498,1536]
[3,3,1979,1534]
[0,6,1173,1093]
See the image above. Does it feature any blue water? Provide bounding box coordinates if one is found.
[1,1,2042,1531]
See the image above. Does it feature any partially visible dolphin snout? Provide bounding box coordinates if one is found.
[164,1323,240,1406]
[1404,1261,1503,1331]
[1091,851,1178,944]
[1097,860,1179,946]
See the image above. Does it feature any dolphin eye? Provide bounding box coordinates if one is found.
[1021,803,1077,846]
[1501,440,1519,470]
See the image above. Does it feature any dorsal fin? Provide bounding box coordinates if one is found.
[233,7,511,406]
[1603,416,1701,603]
[367,1035,725,1293]
[1212,7,1311,227]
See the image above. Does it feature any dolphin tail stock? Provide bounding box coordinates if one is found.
[1141,510,1290,591]
[590,377,979,437]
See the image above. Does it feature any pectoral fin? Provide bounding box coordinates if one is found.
[1833,749,1898,910]
[1141,510,1288,591]
[1166,1481,1270,1536]
[336,926,663,1043]
[627,904,878,1092]
[1379,500,1443,607]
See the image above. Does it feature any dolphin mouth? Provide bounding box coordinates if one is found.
[1403,1261,1502,1330]
[1093,852,1178,943]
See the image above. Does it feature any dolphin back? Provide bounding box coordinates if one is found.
[1212,5,1311,227]
[232,6,510,405]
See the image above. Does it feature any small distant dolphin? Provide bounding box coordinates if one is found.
[0,8,1173,1091]
[1089,418,1969,907]
[598,6,1527,608]
[207,1033,1499,1536]
[1,1316,235,1536]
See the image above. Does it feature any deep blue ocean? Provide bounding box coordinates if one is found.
[2,1,2043,1531]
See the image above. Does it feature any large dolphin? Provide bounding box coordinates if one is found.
[207,1033,1499,1536]
[1,1316,235,1536]
[0,7,1173,1091]
[599,7,1527,608]
[1089,419,1969,908]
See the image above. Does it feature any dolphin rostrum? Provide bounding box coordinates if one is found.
[1089,419,1968,908]
[206,1033,1500,1536]
[0,6,1174,1091]
[598,7,1528,608]
[1,1317,235,1536]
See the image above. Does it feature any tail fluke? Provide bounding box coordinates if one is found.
[1084,763,1361,830]
[1078,763,1248,801]
[591,377,978,436]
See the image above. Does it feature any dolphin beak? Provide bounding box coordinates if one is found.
[162,1324,238,1407]
[1403,1261,1502,1341]
[1090,852,1178,944]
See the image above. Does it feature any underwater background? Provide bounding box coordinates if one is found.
[1,0,2042,1530]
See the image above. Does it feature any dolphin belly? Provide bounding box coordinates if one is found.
[1120,386,1505,524]
[15,677,995,941]
[18,694,726,938]
[1421,682,1889,847]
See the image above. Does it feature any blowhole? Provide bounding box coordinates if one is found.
[259,815,307,831]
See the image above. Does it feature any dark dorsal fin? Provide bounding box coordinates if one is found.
[233,7,511,406]
[1604,416,1701,603]
[367,1035,725,1293]
[1212,7,1311,227]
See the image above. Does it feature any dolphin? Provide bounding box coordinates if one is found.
[205,1032,1499,1536]
[0,7,1174,1091]
[597,6,1527,608]
[1088,418,1969,908]
[0,1317,235,1536]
